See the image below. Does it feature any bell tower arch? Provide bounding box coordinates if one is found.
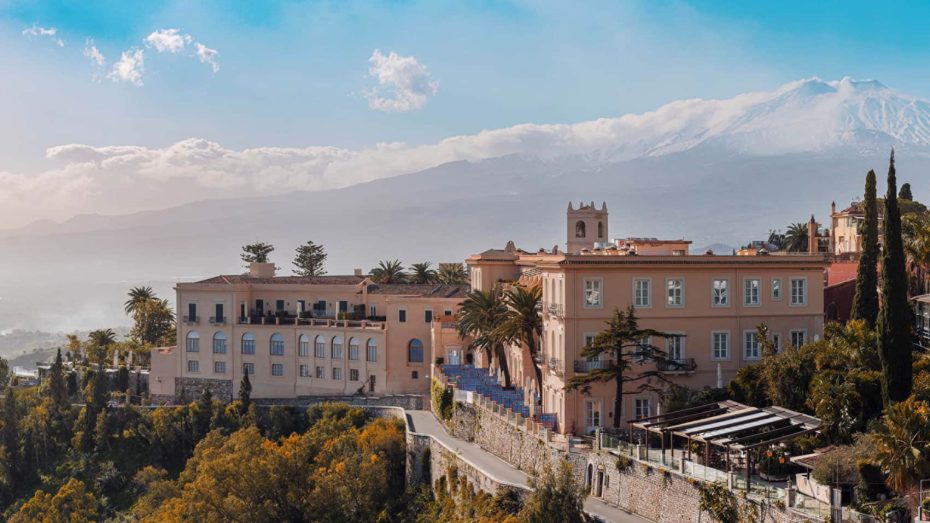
[566,201,608,253]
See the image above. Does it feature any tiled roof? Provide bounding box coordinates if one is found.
[366,283,470,298]
[195,274,368,285]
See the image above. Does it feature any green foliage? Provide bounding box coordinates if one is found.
[697,482,738,523]
[496,284,543,399]
[431,379,454,421]
[437,263,468,285]
[852,170,880,326]
[292,240,327,277]
[238,372,252,411]
[240,241,274,265]
[660,384,726,413]
[521,460,588,523]
[10,478,98,523]
[871,396,930,493]
[726,364,768,407]
[566,306,673,427]
[615,454,632,472]
[458,285,513,388]
[877,150,914,404]
[130,298,176,348]
[900,182,913,201]
[410,262,437,284]
[783,222,809,252]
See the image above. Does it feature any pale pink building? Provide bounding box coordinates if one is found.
[465,202,827,435]
[152,262,467,401]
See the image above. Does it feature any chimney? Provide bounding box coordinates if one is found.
[354,268,363,277]
[249,262,276,278]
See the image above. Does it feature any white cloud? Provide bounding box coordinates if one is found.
[83,39,105,67]
[144,28,191,53]
[364,49,438,112]
[22,25,64,47]
[107,48,145,86]
[195,43,220,73]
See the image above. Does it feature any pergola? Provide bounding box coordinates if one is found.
[629,401,820,490]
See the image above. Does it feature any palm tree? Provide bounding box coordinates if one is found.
[410,262,437,284]
[124,286,155,315]
[871,396,930,494]
[66,334,83,361]
[437,263,469,285]
[903,214,930,296]
[86,328,117,365]
[458,285,512,388]
[783,222,809,252]
[496,285,543,402]
[369,260,407,284]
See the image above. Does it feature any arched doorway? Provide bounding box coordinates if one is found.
[585,464,593,491]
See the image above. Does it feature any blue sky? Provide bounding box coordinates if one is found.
[4,0,930,225]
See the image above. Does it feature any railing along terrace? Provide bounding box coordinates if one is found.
[573,359,613,372]
[656,358,697,373]
[182,315,199,324]
[209,316,226,325]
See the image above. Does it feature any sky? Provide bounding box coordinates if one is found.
[5,0,930,228]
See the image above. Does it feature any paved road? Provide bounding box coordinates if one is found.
[406,410,651,523]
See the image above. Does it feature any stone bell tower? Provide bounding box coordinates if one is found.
[566,201,608,253]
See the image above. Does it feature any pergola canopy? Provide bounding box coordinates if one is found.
[630,400,820,451]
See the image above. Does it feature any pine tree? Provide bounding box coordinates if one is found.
[877,150,913,405]
[47,349,69,410]
[93,410,109,452]
[851,170,880,327]
[292,241,327,277]
[899,182,913,201]
[241,242,274,266]
[239,371,252,412]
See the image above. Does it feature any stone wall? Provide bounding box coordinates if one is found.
[256,394,424,410]
[175,377,233,402]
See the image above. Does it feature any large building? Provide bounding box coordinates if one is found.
[151,262,468,401]
[829,200,884,256]
[466,202,827,434]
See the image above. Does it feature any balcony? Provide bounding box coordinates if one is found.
[573,359,613,373]
[544,302,563,318]
[209,316,226,325]
[657,358,697,374]
[546,357,563,377]
[182,315,199,325]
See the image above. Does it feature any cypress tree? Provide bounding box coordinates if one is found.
[899,182,913,201]
[877,150,913,404]
[851,170,880,327]
[2,388,18,486]
[48,349,69,410]
[239,372,252,412]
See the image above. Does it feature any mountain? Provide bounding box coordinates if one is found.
[2,77,929,332]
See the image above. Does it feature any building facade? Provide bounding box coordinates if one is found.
[466,203,828,434]
[154,262,467,401]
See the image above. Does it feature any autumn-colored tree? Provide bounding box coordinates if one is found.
[10,478,99,523]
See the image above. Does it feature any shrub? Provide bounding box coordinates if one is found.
[615,454,632,472]
[431,379,454,421]
[698,482,738,523]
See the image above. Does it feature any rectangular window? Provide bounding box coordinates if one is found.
[243,363,255,375]
[271,363,284,377]
[299,338,310,357]
[367,343,377,362]
[339,300,348,313]
[791,330,807,348]
[270,338,285,356]
[242,338,255,355]
[398,309,406,323]
[275,299,285,312]
[315,366,324,379]
[412,370,419,379]
[712,332,730,360]
[790,278,807,306]
[633,279,651,308]
[772,278,782,300]
[772,333,782,353]
[350,369,359,381]
[666,278,684,307]
[634,398,651,419]
[666,335,685,360]
[187,360,199,373]
[585,400,601,429]
[712,279,729,307]
[369,305,377,317]
[214,303,224,323]
[583,278,603,307]
[214,361,226,374]
[744,279,761,306]
[213,336,226,354]
[444,309,453,316]
[299,364,309,378]
[424,309,433,323]
[744,331,761,360]
[315,338,326,358]
[186,335,199,353]
[332,367,342,380]
[187,302,197,322]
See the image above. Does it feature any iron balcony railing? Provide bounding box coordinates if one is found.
[209,316,226,325]
[544,302,564,317]
[573,359,613,372]
[182,315,199,324]
[657,358,697,373]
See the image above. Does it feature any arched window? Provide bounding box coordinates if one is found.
[408,339,424,363]
[575,220,586,238]
[298,334,310,357]
[597,221,604,238]
[186,331,200,352]
[314,335,325,358]
[241,332,255,354]
[366,338,378,362]
[332,336,344,359]
[212,332,227,354]
[348,337,360,360]
[270,333,285,356]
